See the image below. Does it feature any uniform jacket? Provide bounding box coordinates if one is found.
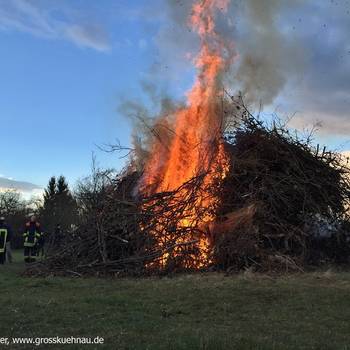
[0,222,12,242]
[23,221,42,247]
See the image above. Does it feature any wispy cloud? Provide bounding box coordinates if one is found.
[64,24,110,52]
[0,176,41,192]
[0,0,111,52]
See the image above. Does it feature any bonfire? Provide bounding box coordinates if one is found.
[27,0,350,276]
[138,0,233,269]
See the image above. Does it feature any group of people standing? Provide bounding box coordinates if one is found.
[0,215,45,264]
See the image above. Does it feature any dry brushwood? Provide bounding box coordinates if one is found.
[214,104,350,271]
[26,103,350,276]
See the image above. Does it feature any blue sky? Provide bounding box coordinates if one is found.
[0,0,350,190]
[0,0,162,188]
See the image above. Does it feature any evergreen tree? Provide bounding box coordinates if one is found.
[43,176,56,202]
[40,175,78,236]
[42,177,56,222]
[57,176,69,195]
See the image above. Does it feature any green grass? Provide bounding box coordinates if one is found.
[1,251,350,349]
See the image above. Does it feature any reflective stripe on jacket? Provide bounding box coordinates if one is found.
[23,231,41,247]
[0,229,8,253]
[23,221,43,247]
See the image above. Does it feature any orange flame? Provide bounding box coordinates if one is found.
[139,0,233,269]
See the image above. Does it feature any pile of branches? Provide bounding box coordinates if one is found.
[27,169,145,277]
[26,107,350,276]
[214,107,350,271]
[27,171,222,276]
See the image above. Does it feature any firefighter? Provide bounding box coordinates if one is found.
[23,216,42,263]
[0,216,12,265]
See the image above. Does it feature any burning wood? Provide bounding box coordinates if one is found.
[138,0,233,269]
[26,105,350,276]
[25,0,350,276]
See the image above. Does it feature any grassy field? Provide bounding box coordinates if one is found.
[1,251,350,349]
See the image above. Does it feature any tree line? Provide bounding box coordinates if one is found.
[0,175,79,249]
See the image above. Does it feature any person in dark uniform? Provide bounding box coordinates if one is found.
[23,216,42,263]
[0,217,12,265]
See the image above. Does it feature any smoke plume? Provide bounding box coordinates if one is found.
[234,0,306,106]
[156,0,306,107]
[121,0,307,169]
